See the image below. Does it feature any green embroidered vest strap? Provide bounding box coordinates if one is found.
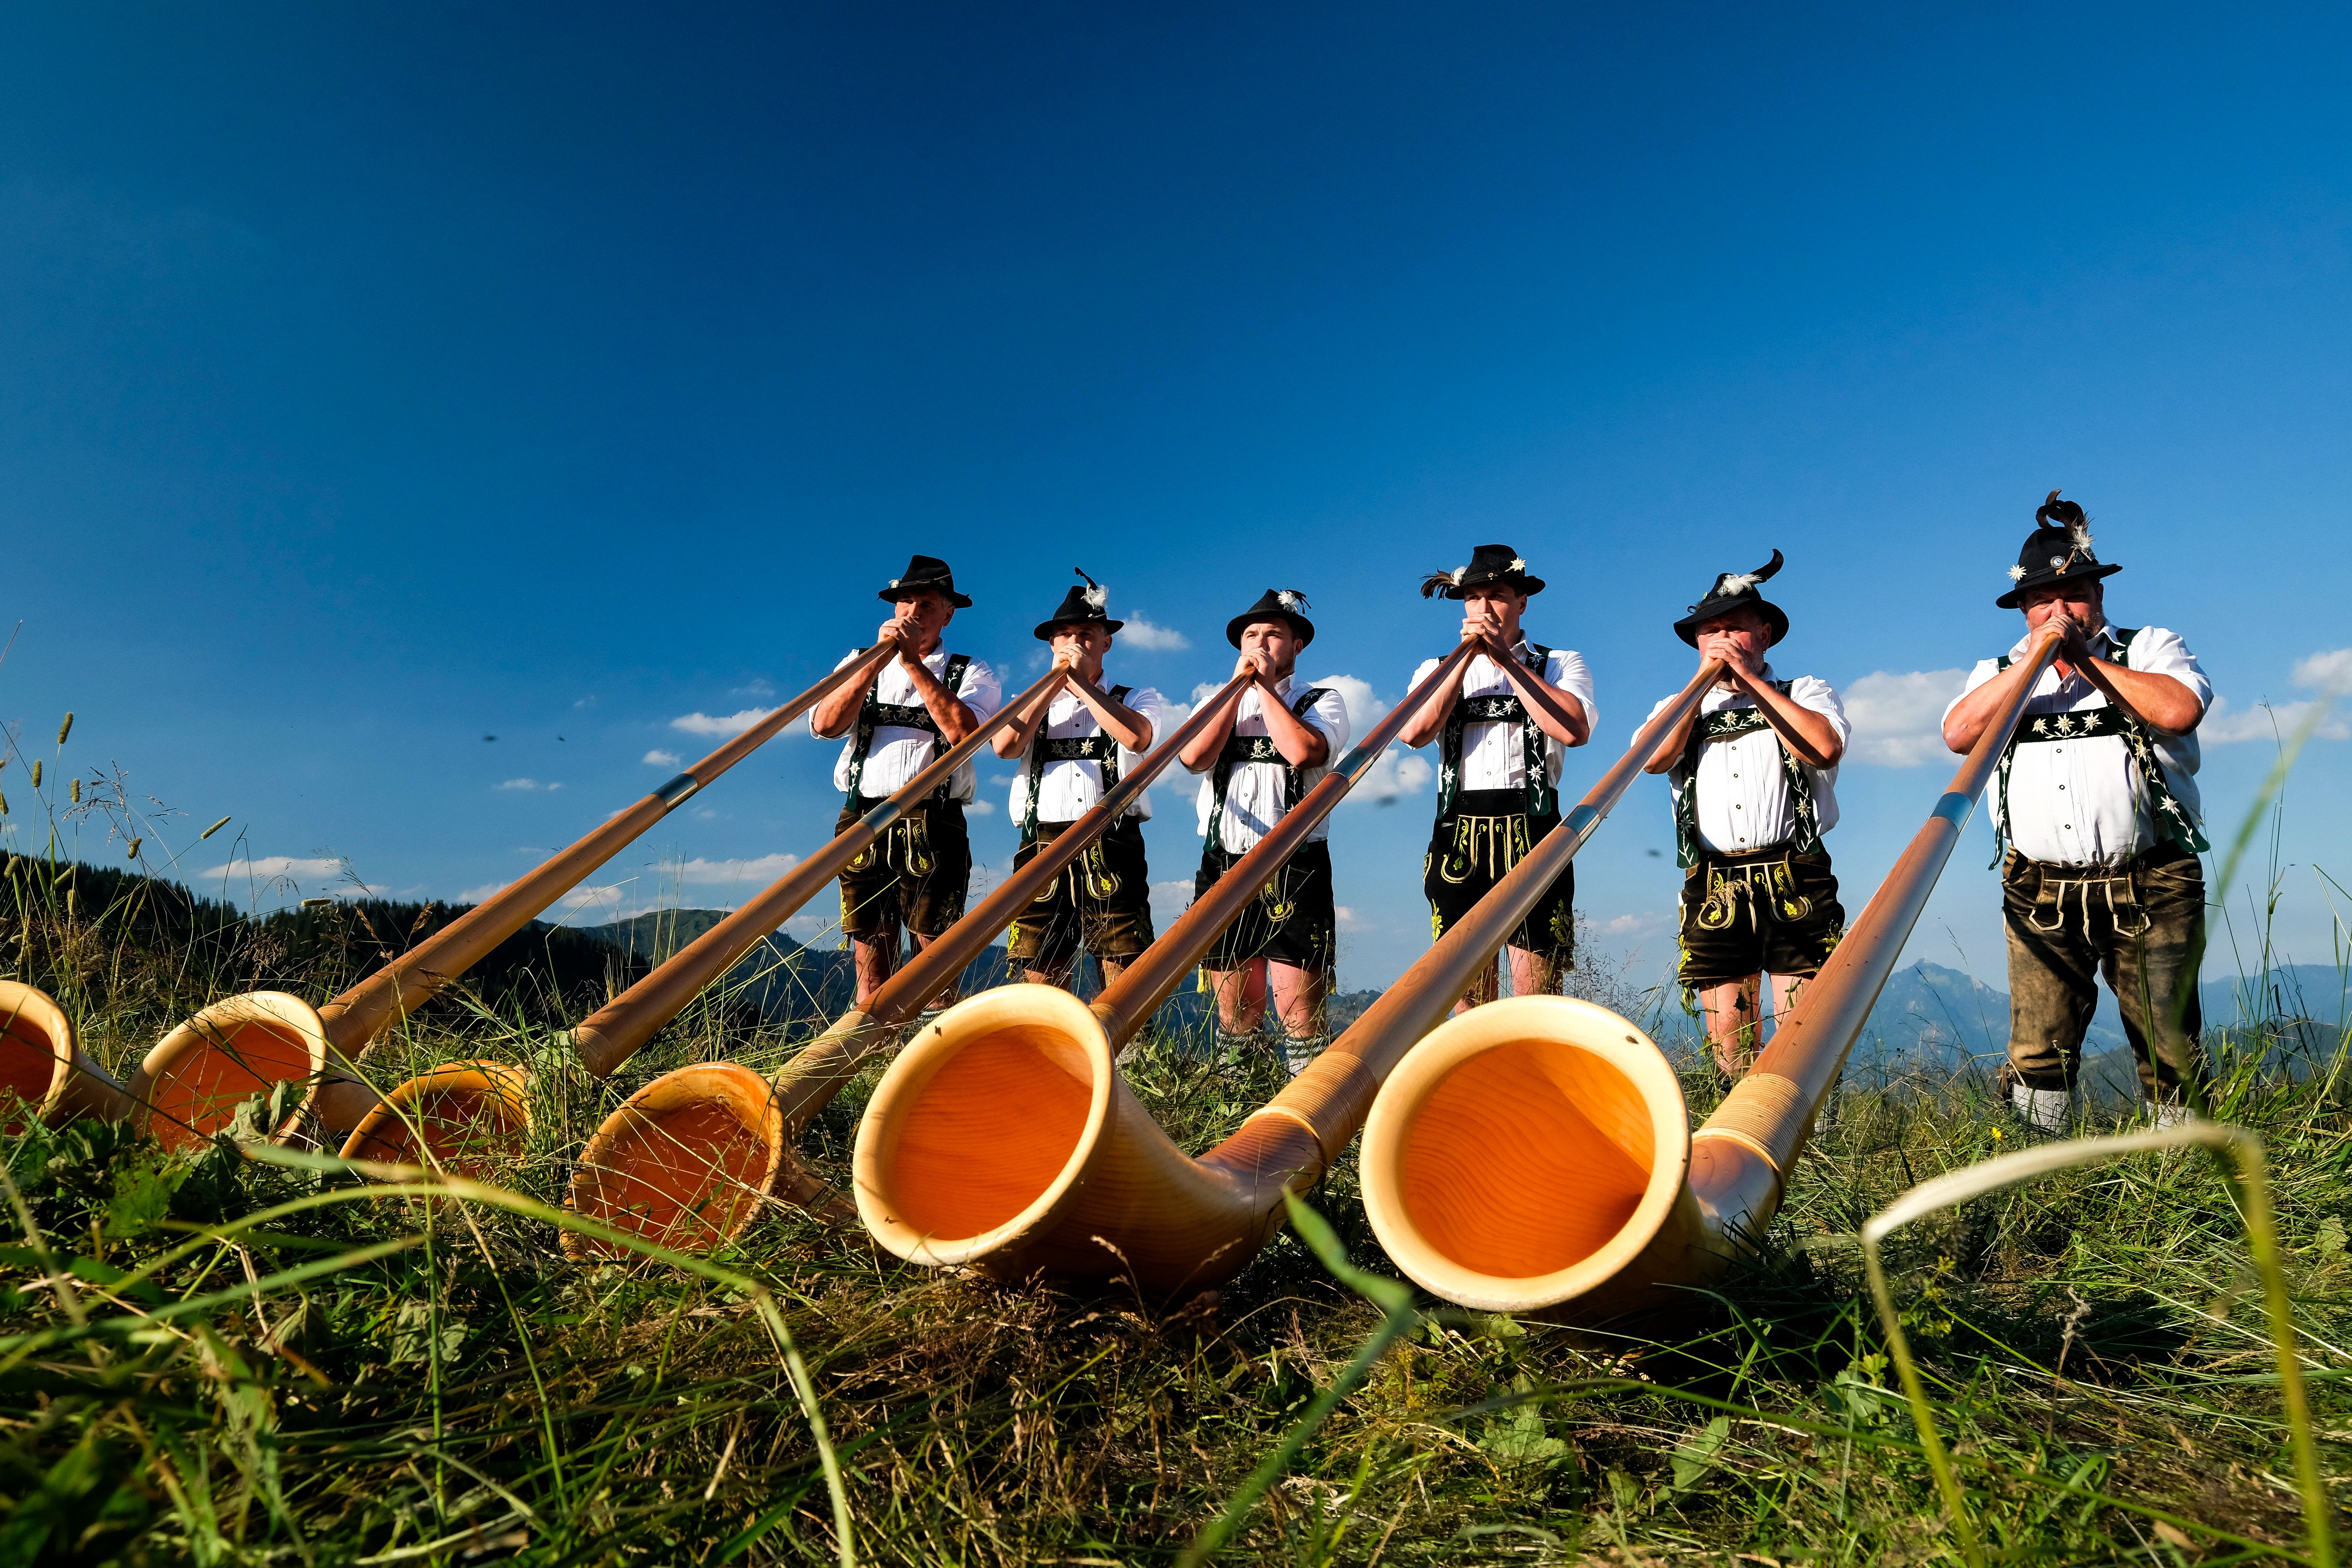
[1019,685,1131,847]
[1434,643,1557,822]
[1671,680,1821,869]
[843,653,971,808]
[1204,686,1330,857]
[1987,627,2209,866]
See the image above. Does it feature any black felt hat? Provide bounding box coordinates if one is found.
[1225,588,1315,648]
[1033,568,1126,641]
[878,554,973,610]
[1419,543,1545,599]
[1673,549,1789,648]
[1995,491,2121,609]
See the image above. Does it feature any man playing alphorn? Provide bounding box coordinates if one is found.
[810,554,1003,1009]
[1399,545,1596,1012]
[1941,493,2211,1132]
[1639,552,1850,1080]
[993,570,1164,992]
[1179,589,1352,1074]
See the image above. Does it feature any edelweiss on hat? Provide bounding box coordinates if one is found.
[1674,548,1789,648]
[1225,587,1315,648]
[877,554,973,609]
[1418,542,1545,599]
[1033,567,1125,641]
[1995,490,2121,609]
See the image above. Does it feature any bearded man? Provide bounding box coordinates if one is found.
[1178,588,1352,1074]
[993,570,1163,992]
[1942,492,2211,1132]
[1639,552,1849,1080]
[809,554,1002,1010]
[1399,545,1596,1012]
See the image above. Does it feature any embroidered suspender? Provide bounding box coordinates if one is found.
[1670,680,1821,868]
[1987,628,2209,866]
[1434,643,1557,822]
[1019,685,1131,847]
[843,653,972,808]
[1204,686,1330,854]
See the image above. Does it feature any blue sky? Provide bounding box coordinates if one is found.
[4,3,2347,995]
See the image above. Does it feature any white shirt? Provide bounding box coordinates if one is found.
[1189,675,1353,852]
[1639,666,1849,855]
[816,646,1004,803]
[1945,624,2210,867]
[1007,684,1167,823]
[1407,641,1599,791]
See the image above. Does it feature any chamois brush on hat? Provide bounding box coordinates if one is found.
[1674,549,1789,647]
[1033,568,1125,641]
[1225,588,1315,648]
[1419,543,1545,599]
[1995,491,2122,609]
[878,554,973,609]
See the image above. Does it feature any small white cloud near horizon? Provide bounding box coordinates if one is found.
[497,777,563,791]
[1118,615,1191,652]
[669,853,802,884]
[560,884,624,914]
[642,748,682,768]
[2205,648,2352,744]
[202,855,372,893]
[1335,904,1365,931]
[671,707,777,738]
[967,799,996,816]
[2292,648,2352,695]
[1315,674,1435,803]
[1842,669,1969,767]
[457,881,508,904]
[732,677,778,698]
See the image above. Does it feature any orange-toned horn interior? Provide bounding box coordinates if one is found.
[0,1013,60,1135]
[572,1096,774,1255]
[149,1020,317,1151]
[879,1023,1095,1245]
[1396,1038,1658,1280]
[346,1082,528,1178]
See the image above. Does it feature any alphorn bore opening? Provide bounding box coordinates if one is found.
[1359,996,1695,1314]
[339,1062,531,1178]
[133,993,328,1152]
[564,1065,786,1259]
[857,987,1118,1271]
[0,981,131,1133]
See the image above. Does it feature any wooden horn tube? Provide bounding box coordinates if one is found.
[1361,624,2068,1317]
[353,664,1071,1187]
[564,673,1259,1256]
[0,981,135,1133]
[851,642,1654,1295]
[144,642,898,1152]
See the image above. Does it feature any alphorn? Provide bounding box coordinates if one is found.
[560,670,1256,1257]
[1357,622,2067,1318]
[0,980,136,1133]
[343,664,1073,1175]
[129,641,898,1154]
[849,639,1553,1294]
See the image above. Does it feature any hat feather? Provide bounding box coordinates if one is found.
[1073,566,1107,612]
[1276,588,1309,613]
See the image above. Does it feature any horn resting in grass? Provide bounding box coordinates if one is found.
[560,666,1270,1258]
[849,639,1684,1296]
[0,980,135,1134]
[1358,621,2067,1319]
[347,664,1075,1189]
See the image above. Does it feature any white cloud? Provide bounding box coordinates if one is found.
[1310,674,1436,804]
[2292,648,2352,695]
[1841,669,1969,767]
[573,695,597,710]
[560,884,624,914]
[497,777,564,791]
[643,748,682,768]
[967,799,996,816]
[457,881,509,904]
[671,853,802,884]
[671,707,775,738]
[1599,912,1666,936]
[1119,615,1191,652]
[1335,905,1365,931]
[1150,878,1196,924]
[2203,697,2352,744]
[202,855,352,882]
[732,677,778,698]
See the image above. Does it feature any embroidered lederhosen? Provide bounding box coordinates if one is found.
[1675,681,1824,934]
[840,653,971,885]
[1988,628,2210,873]
[1200,684,1331,935]
[1428,644,1559,889]
[1020,685,1131,903]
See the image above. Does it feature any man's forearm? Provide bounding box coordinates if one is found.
[2083,661,2201,736]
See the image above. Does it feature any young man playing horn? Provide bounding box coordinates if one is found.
[1640,552,1850,1081]
[993,571,1164,992]
[1399,545,1596,1013]
[1179,589,1352,1074]
[810,554,1003,1010]
[1941,492,2211,1133]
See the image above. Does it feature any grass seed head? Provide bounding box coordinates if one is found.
[200,815,230,840]
[29,760,41,789]
[70,779,81,805]
[127,837,142,860]
[56,712,73,746]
